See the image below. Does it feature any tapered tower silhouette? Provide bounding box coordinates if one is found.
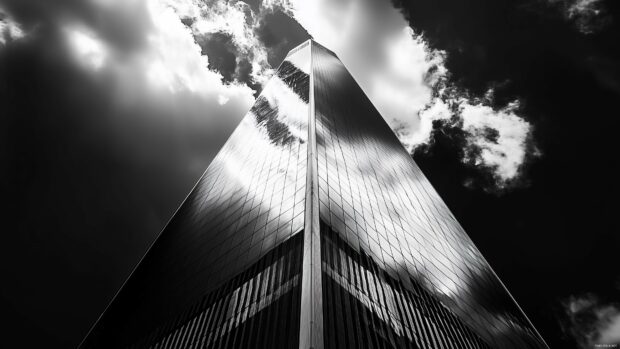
[81,40,548,349]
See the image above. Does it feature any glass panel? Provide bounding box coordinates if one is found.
[311,41,545,348]
[81,44,311,349]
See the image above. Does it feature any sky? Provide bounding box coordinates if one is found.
[0,0,619,348]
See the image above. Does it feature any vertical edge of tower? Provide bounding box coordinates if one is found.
[299,40,324,349]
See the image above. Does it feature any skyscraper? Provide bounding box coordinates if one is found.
[81,40,548,349]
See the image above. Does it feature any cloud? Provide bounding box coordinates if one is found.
[546,0,612,34]
[560,293,620,348]
[0,6,24,45]
[7,0,535,190]
[52,0,542,191]
[0,2,259,344]
[405,95,453,146]
[65,26,108,70]
[415,87,536,190]
[41,0,259,177]
[287,0,441,133]
[600,314,620,345]
[64,0,255,101]
[170,0,272,83]
[273,0,536,189]
[146,1,255,98]
[158,0,295,91]
[460,99,532,186]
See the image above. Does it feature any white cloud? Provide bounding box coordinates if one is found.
[403,96,453,147]
[144,1,239,96]
[372,27,448,144]
[66,27,108,70]
[0,8,25,45]
[277,0,535,188]
[567,0,603,17]
[288,0,442,136]
[60,0,255,106]
[49,0,258,177]
[415,88,535,189]
[261,76,308,141]
[460,100,531,184]
[160,0,274,86]
[6,0,539,190]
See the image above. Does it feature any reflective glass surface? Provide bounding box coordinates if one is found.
[83,40,547,349]
[129,232,303,349]
[81,43,311,349]
[311,41,546,348]
[321,223,489,349]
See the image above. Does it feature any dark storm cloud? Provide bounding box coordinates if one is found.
[195,31,239,81]
[174,2,309,97]
[254,9,310,67]
[0,0,257,347]
[1,1,313,346]
[194,30,262,93]
[192,4,311,95]
[390,0,620,98]
[2,33,167,347]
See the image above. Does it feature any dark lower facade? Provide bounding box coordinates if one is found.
[125,232,303,349]
[80,40,548,349]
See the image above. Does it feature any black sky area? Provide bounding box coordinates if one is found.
[1,0,619,348]
[392,0,620,347]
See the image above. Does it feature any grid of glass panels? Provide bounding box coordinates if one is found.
[128,232,303,349]
[82,39,548,349]
[81,44,312,348]
[311,42,546,348]
[321,223,489,349]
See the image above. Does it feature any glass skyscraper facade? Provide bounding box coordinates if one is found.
[81,40,548,349]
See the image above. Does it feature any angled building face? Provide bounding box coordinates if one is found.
[81,40,547,349]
